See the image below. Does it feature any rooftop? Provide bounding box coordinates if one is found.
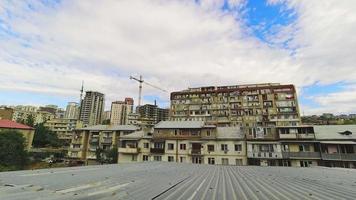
[0,119,34,130]
[77,125,138,131]
[314,125,356,140]
[154,120,207,129]
[0,163,355,200]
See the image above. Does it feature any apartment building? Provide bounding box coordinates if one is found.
[246,125,317,167]
[118,121,247,165]
[79,91,105,126]
[0,119,34,150]
[110,98,134,125]
[136,104,169,125]
[44,118,80,145]
[170,83,301,127]
[68,124,138,161]
[65,102,79,119]
[315,125,356,168]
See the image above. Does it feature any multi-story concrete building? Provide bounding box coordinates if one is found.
[68,124,138,162]
[118,121,247,165]
[44,118,80,145]
[110,98,134,125]
[170,83,301,127]
[79,91,105,126]
[0,119,34,150]
[136,104,169,125]
[65,102,79,119]
[315,125,356,168]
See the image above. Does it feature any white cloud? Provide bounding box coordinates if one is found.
[0,0,356,114]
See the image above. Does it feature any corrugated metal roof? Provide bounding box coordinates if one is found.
[77,125,138,131]
[314,125,356,140]
[1,162,356,200]
[216,127,244,139]
[154,121,206,129]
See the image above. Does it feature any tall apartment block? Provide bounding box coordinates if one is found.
[170,83,301,127]
[136,104,169,125]
[65,102,79,119]
[110,98,134,125]
[79,91,104,126]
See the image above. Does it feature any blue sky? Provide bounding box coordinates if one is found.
[1,0,356,114]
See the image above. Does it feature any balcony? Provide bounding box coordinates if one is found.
[189,149,202,155]
[150,148,165,154]
[321,153,356,161]
[282,151,320,159]
[101,138,113,144]
[247,151,283,159]
[118,147,140,154]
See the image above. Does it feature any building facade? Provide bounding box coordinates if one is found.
[110,98,134,125]
[170,83,301,127]
[79,91,105,126]
[0,119,34,150]
[68,125,138,161]
[65,102,79,119]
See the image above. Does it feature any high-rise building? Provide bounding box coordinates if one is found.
[110,98,134,125]
[65,102,79,119]
[136,104,169,125]
[170,83,301,127]
[79,91,105,126]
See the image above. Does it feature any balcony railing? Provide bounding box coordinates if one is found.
[150,148,165,154]
[118,147,140,154]
[321,153,356,161]
[247,151,283,159]
[282,151,320,159]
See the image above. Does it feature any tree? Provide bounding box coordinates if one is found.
[0,130,28,171]
[25,114,35,127]
[33,123,62,148]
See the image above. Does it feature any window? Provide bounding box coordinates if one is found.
[235,159,243,166]
[168,156,174,162]
[234,144,242,151]
[168,143,174,150]
[143,143,149,149]
[207,145,214,152]
[153,156,162,161]
[221,144,228,151]
[208,157,215,165]
[143,155,149,161]
[180,143,186,150]
[222,158,229,165]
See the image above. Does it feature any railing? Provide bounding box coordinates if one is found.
[150,148,165,154]
[321,153,356,161]
[247,151,283,159]
[118,147,140,154]
[282,151,320,159]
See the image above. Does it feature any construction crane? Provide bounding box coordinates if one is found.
[130,75,167,106]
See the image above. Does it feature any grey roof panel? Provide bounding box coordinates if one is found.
[314,125,356,140]
[1,163,356,200]
[154,121,206,129]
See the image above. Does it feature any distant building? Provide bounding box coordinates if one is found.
[79,91,105,126]
[44,118,80,145]
[110,98,134,125]
[136,104,169,125]
[0,107,14,120]
[65,102,79,119]
[0,119,34,150]
[170,83,301,127]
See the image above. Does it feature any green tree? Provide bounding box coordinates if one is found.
[33,123,62,148]
[0,130,28,171]
[25,114,35,127]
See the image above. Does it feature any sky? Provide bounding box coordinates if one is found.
[0,0,356,115]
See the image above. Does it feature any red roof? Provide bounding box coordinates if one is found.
[0,119,34,130]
